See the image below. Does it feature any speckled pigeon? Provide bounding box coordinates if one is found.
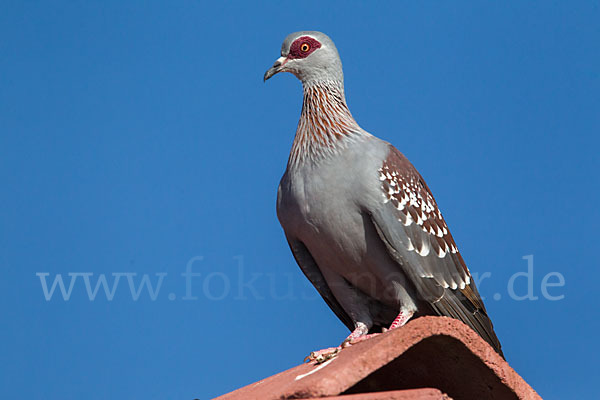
[264,31,503,361]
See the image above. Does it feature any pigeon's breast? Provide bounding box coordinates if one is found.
[280,163,368,272]
[277,140,408,305]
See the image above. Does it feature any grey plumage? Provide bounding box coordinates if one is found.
[266,31,503,357]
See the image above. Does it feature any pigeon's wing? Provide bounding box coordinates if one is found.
[367,144,503,357]
[286,237,355,332]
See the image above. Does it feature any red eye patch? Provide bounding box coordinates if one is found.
[288,36,322,59]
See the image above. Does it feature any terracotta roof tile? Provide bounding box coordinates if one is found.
[213,316,540,400]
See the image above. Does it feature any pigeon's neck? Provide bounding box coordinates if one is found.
[288,80,369,168]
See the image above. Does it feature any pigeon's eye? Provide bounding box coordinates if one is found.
[288,36,321,59]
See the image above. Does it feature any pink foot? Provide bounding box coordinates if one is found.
[304,312,414,364]
[304,346,341,363]
[305,323,368,363]
[346,332,381,345]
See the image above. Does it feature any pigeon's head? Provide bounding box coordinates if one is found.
[264,31,343,84]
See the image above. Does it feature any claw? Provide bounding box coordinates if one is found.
[304,352,317,363]
[315,348,339,364]
[304,347,341,364]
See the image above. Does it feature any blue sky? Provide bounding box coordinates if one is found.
[1,1,598,399]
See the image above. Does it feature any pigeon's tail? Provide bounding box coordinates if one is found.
[432,286,504,359]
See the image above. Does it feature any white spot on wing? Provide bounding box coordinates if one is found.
[417,241,430,257]
[436,226,443,237]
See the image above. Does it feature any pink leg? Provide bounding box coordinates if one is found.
[388,309,413,330]
[344,322,369,342]
[347,310,414,345]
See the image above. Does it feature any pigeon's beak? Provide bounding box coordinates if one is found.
[264,57,288,82]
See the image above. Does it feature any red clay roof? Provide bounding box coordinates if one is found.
[300,389,449,399]
[213,316,540,400]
